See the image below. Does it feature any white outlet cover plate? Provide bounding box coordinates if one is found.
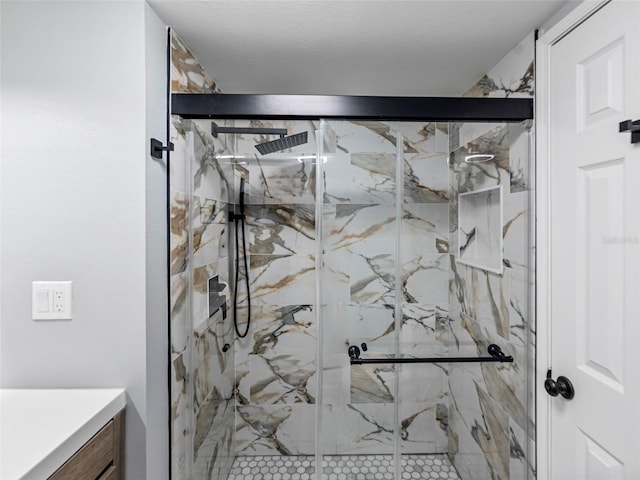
[32,281,72,320]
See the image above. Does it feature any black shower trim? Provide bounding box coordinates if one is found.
[171,94,533,122]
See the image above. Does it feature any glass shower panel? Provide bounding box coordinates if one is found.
[318,120,400,478]
[224,120,320,463]
[394,122,452,473]
[445,120,534,480]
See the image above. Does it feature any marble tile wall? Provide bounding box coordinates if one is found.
[169,31,235,480]
[447,31,535,480]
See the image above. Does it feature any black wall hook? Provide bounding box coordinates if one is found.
[150,138,174,159]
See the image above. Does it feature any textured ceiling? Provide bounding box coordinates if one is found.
[148,0,572,96]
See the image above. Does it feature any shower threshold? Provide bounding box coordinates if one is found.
[227,453,461,480]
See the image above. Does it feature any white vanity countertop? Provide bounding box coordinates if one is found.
[0,388,126,480]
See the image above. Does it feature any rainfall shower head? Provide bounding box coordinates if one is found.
[255,131,308,155]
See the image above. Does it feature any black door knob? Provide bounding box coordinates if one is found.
[545,369,575,400]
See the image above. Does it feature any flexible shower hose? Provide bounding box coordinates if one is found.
[233,177,251,338]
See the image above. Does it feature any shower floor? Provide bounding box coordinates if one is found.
[227,454,461,480]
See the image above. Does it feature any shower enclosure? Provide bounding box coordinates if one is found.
[170,114,535,480]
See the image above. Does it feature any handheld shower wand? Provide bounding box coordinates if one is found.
[232,177,251,338]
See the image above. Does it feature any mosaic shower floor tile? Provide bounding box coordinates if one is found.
[227,454,461,480]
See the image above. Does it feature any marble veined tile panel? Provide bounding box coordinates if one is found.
[318,253,350,305]
[505,266,533,352]
[170,116,189,195]
[350,362,395,404]
[503,191,529,270]
[460,313,530,434]
[404,152,450,203]
[403,205,437,257]
[349,252,396,304]
[193,397,235,480]
[400,402,448,454]
[323,303,395,355]
[468,267,509,339]
[249,352,317,404]
[171,353,189,447]
[245,156,316,205]
[245,204,315,255]
[403,253,449,305]
[400,304,437,355]
[436,123,450,153]
[236,404,316,455]
[234,304,317,405]
[235,356,250,406]
[384,121,438,153]
[508,123,531,193]
[350,153,397,204]
[451,125,511,196]
[170,191,189,356]
[323,152,354,204]
[170,32,217,94]
[192,196,228,269]
[171,272,189,356]
[246,254,316,306]
[193,318,235,410]
[509,418,533,480]
[449,369,509,480]
[191,121,232,203]
[436,306,453,356]
[328,120,400,155]
[322,354,351,406]
[398,360,447,405]
[235,304,316,357]
[170,192,189,277]
[322,403,394,455]
[328,204,396,255]
[464,32,534,100]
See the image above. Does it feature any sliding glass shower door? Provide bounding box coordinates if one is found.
[317,120,452,479]
[171,116,534,480]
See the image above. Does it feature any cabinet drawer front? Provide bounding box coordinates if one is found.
[97,465,117,480]
[49,420,114,480]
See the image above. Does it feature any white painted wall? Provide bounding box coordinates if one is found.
[145,3,170,479]
[0,2,168,479]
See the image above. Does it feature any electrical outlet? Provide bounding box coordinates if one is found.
[54,290,65,312]
[32,281,72,320]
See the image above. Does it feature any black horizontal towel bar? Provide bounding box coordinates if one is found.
[348,344,513,365]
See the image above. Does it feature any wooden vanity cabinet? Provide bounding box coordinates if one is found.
[48,410,124,480]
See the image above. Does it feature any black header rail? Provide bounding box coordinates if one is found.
[172,94,533,122]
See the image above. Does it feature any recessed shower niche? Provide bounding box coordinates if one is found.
[457,185,504,274]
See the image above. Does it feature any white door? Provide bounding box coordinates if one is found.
[548,1,640,478]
